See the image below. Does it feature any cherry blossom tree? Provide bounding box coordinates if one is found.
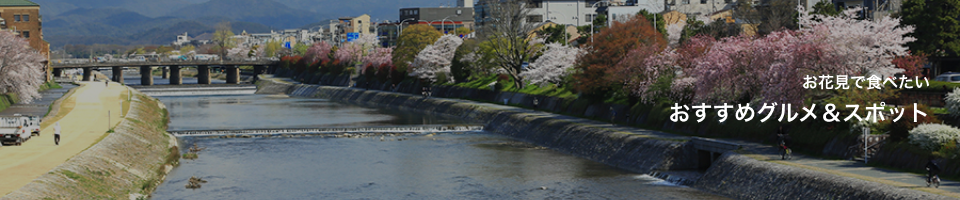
[363,47,393,68]
[334,43,364,65]
[304,41,333,63]
[520,43,583,86]
[799,6,916,77]
[409,35,463,83]
[666,20,686,47]
[0,31,45,103]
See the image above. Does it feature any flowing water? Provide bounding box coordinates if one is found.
[149,92,729,199]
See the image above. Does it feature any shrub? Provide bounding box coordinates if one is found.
[946,87,960,118]
[377,63,391,83]
[363,64,376,81]
[908,123,960,151]
[890,104,940,141]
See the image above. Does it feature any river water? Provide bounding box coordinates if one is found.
[149,92,729,199]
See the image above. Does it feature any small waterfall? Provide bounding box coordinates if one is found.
[170,125,485,137]
[135,86,258,97]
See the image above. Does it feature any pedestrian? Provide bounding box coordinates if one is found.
[105,80,109,87]
[54,122,61,145]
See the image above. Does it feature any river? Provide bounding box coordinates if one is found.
[149,91,729,199]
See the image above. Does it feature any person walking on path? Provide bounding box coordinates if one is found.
[54,122,61,145]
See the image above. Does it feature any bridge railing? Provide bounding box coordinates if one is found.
[51,57,279,66]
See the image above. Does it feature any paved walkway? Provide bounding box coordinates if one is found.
[730,139,960,198]
[0,82,127,196]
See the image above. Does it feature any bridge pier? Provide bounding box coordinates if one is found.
[226,65,239,84]
[170,66,182,85]
[253,65,265,82]
[82,67,93,81]
[111,66,123,83]
[198,65,210,84]
[140,66,153,86]
[53,68,63,78]
[161,67,169,79]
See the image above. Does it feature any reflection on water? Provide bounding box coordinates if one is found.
[152,134,728,200]
[158,95,463,131]
[150,93,728,199]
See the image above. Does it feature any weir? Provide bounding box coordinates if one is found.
[132,85,258,97]
[169,125,485,137]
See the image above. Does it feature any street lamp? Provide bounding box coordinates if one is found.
[590,0,612,44]
[398,18,415,38]
[548,11,570,44]
[442,17,455,35]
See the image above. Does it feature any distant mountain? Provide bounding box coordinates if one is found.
[44,8,274,46]
[32,0,191,17]
[36,0,457,46]
[165,0,328,29]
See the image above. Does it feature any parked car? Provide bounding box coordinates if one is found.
[935,72,960,83]
[0,115,37,146]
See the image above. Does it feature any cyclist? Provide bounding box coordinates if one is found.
[776,126,791,160]
[926,158,941,185]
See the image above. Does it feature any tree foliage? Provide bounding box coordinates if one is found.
[304,41,333,63]
[901,0,960,57]
[573,14,666,98]
[394,24,443,72]
[477,0,543,88]
[211,22,235,59]
[409,35,464,84]
[520,43,583,86]
[0,31,45,103]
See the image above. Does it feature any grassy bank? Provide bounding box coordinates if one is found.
[0,81,62,113]
[8,90,179,199]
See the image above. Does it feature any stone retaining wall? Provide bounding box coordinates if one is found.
[696,153,952,200]
[268,79,697,173]
[259,78,953,200]
[1,88,179,200]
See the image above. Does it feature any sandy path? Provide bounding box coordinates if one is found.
[0,82,127,196]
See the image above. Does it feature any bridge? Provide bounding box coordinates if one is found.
[49,59,279,86]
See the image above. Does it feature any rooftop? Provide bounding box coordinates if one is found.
[0,0,38,7]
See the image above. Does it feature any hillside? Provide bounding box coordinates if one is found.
[36,0,453,46]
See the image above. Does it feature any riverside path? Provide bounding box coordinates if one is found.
[0,82,128,196]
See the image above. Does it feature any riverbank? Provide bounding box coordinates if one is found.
[258,76,955,199]
[0,83,178,199]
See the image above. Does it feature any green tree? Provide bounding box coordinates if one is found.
[637,10,666,35]
[212,22,236,59]
[293,42,308,55]
[180,45,196,54]
[451,39,479,83]
[455,27,473,36]
[902,0,960,57]
[810,0,841,16]
[392,24,443,72]
[535,24,570,45]
[477,0,543,88]
[264,40,281,57]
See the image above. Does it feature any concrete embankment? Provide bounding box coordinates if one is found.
[257,79,696,174]
[696,153,953,200]
[1,88,179,200]
[259,78,955,200]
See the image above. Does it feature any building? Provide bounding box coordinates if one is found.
[0,0,49,78]
[378,7,476,47]
[596,0,665,26]
[667,0,736,17]
[400,7,475,33]
[458,0,475,7]
[0,0,46,54]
